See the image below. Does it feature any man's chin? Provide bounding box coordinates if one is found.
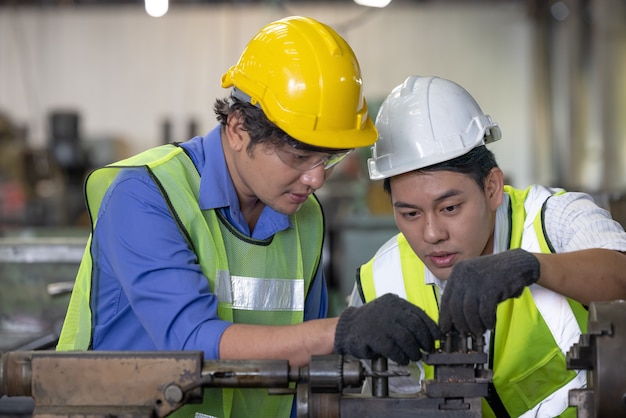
[270,201,302,216]
[427,263,452,282]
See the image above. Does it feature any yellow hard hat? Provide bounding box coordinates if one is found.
[221,16,377,150]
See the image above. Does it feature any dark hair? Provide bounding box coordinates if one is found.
[383,145,499,194]
[214,96,350,155]
[214,96,293,154]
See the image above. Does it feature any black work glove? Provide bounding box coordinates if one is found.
[439,249,540,336]
[334,293,442,365]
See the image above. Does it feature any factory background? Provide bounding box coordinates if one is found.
[0,0,625,348]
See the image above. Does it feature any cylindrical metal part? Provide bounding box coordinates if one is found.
[0,352,33,397]
[308,355,343,392]
[296,383,309,417]
[589,300,626,417]
[201,359,290,388]
[371,357,388,397]
[340,356,364,388]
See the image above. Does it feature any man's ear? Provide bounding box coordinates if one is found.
[224,112,246,152]
[485,167,504,210]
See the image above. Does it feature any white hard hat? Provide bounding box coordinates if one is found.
[367,76,502,180]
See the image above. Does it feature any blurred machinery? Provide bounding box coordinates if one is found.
[47,111,90,225]
[0,109,130,231]
[0,236,86,354]
[0,110,87,230]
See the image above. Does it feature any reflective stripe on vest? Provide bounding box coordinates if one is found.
[57,144,323,418]
[359,185,587,418]
[216,272,305,311]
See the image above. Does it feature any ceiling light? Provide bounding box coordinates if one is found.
[145,0,168,18]
[353,0,392,7]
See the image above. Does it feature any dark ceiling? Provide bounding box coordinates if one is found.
[0,0,525,4]
[0,0,377,4]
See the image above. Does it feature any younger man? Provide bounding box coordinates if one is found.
[353,75,626,417]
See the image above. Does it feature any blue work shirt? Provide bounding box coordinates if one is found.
[90,126,328,359]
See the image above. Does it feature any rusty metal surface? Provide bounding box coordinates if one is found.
[2,351,204,417]
[1,348,488,418]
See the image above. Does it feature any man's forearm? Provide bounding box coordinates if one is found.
[218,317,339,367]
[535,249,626,305]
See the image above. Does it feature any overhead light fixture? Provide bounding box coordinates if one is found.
[145,0,168,17]
[353,0,392,7]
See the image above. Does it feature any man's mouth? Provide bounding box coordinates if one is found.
[428,252,456,268]
[288,192,309,204]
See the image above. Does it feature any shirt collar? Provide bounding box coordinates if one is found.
[195,126,231,211]
[187,126,292,239]
[493,192,510,254]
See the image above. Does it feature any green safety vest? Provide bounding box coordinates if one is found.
[57,144,324,418]
[358,185,588,418]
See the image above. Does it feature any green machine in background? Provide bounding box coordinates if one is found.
[0,231,88,352]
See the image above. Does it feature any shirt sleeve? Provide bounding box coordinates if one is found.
[544,191,626,253]
[303,262,328,320]
[92,168,231,359]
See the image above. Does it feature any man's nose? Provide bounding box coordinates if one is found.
[423,215,447,244]
[300,164,327,189]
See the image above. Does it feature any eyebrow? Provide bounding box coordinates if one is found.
[392,189,463,209]
[434,189,463,203]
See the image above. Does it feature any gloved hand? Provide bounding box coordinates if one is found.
[439,249,541,336]
[334,293,442,365]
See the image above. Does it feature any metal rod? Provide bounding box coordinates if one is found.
[371,357,388,398]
